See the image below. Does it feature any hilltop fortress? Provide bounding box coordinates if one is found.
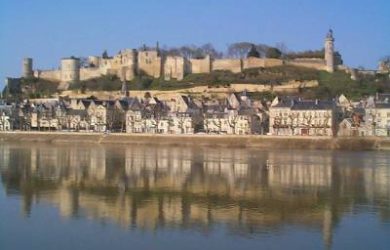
[21,30,338,88]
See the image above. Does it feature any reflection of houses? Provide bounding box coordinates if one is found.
[2,144,390,250]
[267,151,332,189]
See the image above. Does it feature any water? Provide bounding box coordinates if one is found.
[0,143,389,250]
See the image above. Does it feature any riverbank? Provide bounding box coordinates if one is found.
[1,131,390,151]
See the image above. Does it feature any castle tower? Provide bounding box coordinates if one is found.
[22,58,33,78]
[61,57,80,83]
[324,29,335,73]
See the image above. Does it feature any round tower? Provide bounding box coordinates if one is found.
[61,57,80,83]
[324,29,335,73]
[22,58,33,78]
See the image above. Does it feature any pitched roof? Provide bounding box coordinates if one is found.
[291,100,335,110]
[67,109,88,117]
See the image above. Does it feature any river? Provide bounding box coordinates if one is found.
[0,143,389,250]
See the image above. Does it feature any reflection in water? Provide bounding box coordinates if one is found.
[1,143,390,249]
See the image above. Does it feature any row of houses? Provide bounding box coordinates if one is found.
[269,93,390,137]
[0,93,267,135]
[1,92,390,137]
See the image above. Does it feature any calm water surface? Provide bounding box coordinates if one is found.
[0,143,389,250]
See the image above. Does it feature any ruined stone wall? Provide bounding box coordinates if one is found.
[286,58,326,71]
[212,59,242,73]
[138,50,161,78]
[189,56,211,74]
[164,56,185,80]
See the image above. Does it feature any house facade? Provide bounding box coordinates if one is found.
[269,98,337,136]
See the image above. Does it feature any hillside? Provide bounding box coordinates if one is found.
[3,65,390,101]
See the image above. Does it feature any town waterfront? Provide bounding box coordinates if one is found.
[1,142,390,250]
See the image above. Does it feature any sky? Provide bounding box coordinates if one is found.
[0,0,389,88]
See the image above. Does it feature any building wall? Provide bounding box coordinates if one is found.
[189,56,211,74]
[269,107,334,136]
[138,50,161,78]
[212,59,242,73]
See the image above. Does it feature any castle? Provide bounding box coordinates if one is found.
[21,30,337,87]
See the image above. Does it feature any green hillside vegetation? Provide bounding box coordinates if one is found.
[306,71,390,100]
[3,77,60,99]
[70,75,123,92]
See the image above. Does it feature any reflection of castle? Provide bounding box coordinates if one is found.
[1,144,390,249]
[19,30,337,85]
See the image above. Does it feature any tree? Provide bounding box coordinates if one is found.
[227,42,253,59]
[266,47,282,59]
[102,50,109,59]
[275,42,288,56]
[200,43,223,59]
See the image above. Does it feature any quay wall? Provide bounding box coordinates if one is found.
[0,132,389,151]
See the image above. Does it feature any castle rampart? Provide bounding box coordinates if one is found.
[189,55,211,74]
[285,58,327,71]
[164,56,186,80]
[138,50,161,78]
[212,59,242,73]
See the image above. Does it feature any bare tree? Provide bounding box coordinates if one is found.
[227,42,253,59]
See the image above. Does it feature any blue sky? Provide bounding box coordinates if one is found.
[0,0,389,88]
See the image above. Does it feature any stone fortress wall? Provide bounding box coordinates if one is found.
[285,58,327,71]
[27,30,337,85]
[212,59,242,73]
[189,55,211,74]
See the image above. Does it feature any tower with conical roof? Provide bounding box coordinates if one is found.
[325,29,335,73]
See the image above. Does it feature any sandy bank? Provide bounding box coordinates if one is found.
[1,132,389,151]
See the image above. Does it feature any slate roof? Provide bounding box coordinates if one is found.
[67,109,88,117]
[375,103,390,109]
[291,100,335,110]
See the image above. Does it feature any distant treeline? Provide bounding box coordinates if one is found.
[149,42,342,64]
